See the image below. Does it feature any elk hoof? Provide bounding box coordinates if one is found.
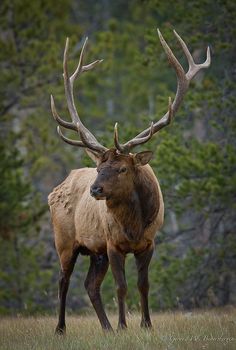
[140,320,152,329]
[103,326,114,334]
[117,323,127,331]
[55,326,66,336]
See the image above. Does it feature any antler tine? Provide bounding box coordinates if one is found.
[114,123,123,152]
[116,97,173,153]
[63,37,107,152]
[114,121,157,154]
[168,96,174,123]
[115,29,210,152]
[57,126,86,147]
[51,95,77,131]
[173,30,211,80]
[173,30,195,70]
[51,37,107,153]
[75,123,107,152]
[157,29,186,81]
[71,37,103,81]
[127,122,154,149]
[70,37,88,82]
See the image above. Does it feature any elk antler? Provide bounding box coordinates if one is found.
[114,29,211,153]
[51,37,108,153]
[51,31,210,156]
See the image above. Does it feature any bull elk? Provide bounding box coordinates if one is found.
[48,29,210,334]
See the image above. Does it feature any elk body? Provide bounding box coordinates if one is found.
[48,30,210,334]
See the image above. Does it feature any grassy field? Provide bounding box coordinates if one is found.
[0,308,236,350]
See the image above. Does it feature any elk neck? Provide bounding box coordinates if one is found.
[106,166,159,242]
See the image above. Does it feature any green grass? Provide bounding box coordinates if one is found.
[0,308,236,350]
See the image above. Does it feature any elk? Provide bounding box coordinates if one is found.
[48,29,210,334]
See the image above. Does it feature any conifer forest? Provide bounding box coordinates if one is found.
[0,0,235,316]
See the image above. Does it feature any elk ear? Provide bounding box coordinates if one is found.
[85,149,102,165]
[134,151,153,166]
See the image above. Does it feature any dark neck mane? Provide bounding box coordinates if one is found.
[106,167,159,242]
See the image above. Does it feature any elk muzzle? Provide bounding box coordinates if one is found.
[90,184,104,199]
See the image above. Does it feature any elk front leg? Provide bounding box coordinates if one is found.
[56,248,79,335]
[84,254,112,331]
[135,244,154,328]
[107,245,127,329]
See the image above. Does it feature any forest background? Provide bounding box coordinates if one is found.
[0,0,235,315]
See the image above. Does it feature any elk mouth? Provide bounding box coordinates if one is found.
[91,193,107,200]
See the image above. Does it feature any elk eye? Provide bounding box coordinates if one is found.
[119,167,127,173]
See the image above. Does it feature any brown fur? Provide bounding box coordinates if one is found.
[48,150,164,332]
[48,158,163,257]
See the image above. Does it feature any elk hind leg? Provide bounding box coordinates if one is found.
[135,244,154,328]
[84,254,112,330]
[107,246,127,330]
[55,246,79,335]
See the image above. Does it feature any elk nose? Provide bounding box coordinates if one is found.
[90,185,103,197]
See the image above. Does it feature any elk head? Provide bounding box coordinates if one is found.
[51,30,211,201]
[89,149,153,200]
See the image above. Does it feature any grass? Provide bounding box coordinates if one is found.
[0,308,236,350]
